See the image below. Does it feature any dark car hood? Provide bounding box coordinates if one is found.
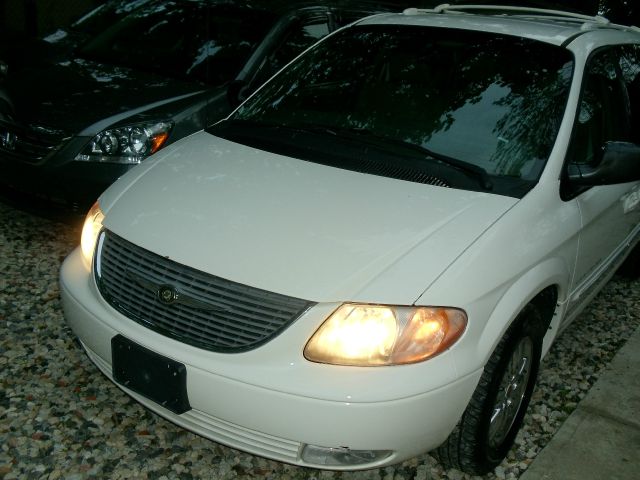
[1,57,207,135]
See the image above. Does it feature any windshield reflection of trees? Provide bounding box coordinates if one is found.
[80,1,274,84]
[238,26,573,180]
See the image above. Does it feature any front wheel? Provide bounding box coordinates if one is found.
[433,304,545,475]
[617,242,640,278]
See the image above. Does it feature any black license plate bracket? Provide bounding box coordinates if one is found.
[111,335,191,414]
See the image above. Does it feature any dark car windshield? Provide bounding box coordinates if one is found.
[210,25,574,197]
[78,0,277,84]
[70,0,157,35]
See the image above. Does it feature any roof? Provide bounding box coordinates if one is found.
[357,4,640,47]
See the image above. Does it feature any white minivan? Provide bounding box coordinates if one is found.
[61,4,640,475]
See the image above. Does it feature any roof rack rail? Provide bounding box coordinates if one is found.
[403,4,611,25]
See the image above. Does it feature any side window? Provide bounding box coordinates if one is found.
[568,49,631,167]
[620,45,640,143]
[251,16,329,88]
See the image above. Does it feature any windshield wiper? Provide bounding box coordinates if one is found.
[323,126,494,191]
[214,120,493,191]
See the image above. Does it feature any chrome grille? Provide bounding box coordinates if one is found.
[0,121,69,164]
[95,230,315,352]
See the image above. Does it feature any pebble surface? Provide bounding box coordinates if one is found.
[1,201,639,480]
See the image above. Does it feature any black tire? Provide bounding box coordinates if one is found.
[433,303,546,475]
[617,242,640,279]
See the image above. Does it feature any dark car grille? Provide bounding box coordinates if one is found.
[0,121,69,164]
[95,230,315,352]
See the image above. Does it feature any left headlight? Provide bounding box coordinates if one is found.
[74,121,172,164]
[304,304,467,366]
[80,201,104,266]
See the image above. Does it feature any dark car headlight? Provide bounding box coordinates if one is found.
[74,121,172,164]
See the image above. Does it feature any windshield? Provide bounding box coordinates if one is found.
[212,25,574,197]
[79,1,277,84]
[71,0,156,35]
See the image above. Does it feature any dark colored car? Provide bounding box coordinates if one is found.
[0,0,393,213]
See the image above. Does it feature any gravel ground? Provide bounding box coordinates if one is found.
[1,200,639,480]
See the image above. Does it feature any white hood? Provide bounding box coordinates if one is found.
[101,132,517,304]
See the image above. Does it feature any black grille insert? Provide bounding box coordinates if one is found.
[0,121,69,164]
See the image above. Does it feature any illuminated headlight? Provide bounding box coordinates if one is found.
[80,201,104,266]
[75,121,172,164]
[304,304,467,366]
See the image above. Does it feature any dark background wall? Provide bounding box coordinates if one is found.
[0,0,100,39]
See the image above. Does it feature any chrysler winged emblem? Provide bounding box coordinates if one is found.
[157,284,179,305]
[125,270,230,312]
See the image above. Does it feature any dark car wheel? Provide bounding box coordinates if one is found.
[433,303,545,475]
[617,242,640,278]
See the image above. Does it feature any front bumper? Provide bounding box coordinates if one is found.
[60,248,482,469]
[0,137,134,214]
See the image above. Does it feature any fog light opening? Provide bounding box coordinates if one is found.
[301,444,392,466]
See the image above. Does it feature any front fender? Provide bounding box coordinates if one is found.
[475,257,570,362]
[440,257,570,380]
[415,183,581,379]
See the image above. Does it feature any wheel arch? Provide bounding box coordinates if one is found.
[434,262,564,475]
[476,257,568,364]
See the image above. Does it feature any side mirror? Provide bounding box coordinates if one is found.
[568,141,640,186]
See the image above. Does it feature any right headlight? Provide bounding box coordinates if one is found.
[80,201,104,267]
[74,121,172,164]
[304,304,467,366]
